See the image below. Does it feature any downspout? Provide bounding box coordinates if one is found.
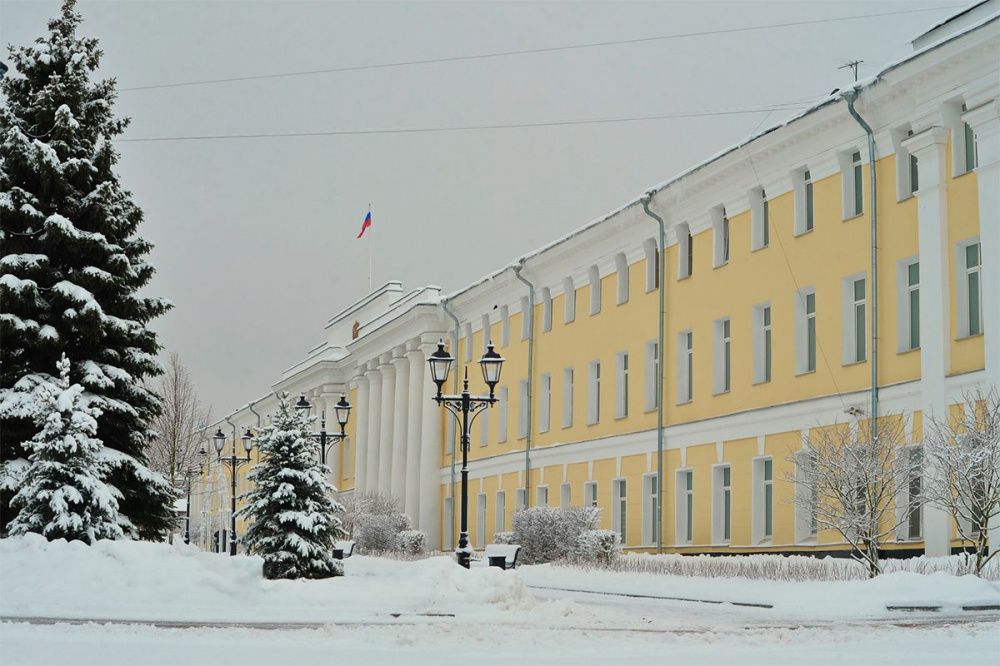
[513,261,535,509]
[845,90,879,439]
[440,296,461,547]
[641,195,667,555]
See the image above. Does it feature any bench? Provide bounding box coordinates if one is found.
[483,543,521,570]
[333,540,356,560]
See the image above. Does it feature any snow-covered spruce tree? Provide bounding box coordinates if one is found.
[237,393,346,579]
[0,0,175,536]
[7,354,125,542]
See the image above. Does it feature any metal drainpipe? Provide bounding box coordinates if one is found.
[440,296,462,547]
[845,90,879,439]
[641,196,667,554]
[512,261,535,510]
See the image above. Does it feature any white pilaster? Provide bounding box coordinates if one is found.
[902,125,951,557]
[389,350,410,503]
[365,363,382,493]
[963,98,1000,551]
[351,374,368,493]
[418,341,443,548]
[404,345,426,525]
[378,356,396,494]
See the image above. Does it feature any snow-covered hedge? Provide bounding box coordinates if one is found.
[493,531,516,545]
[395,530,427,556]
[572,529,620,566]
[341,491,415,554]
[511,506,600,564]
[593,552,1000,581]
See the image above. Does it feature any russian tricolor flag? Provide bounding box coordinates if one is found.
[357,210,372,239]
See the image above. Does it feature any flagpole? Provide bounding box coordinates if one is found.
[368,203,373,293]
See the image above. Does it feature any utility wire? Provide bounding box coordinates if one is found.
[119,5,962,92]
[117,99,820,143]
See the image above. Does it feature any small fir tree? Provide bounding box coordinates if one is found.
[237,393,346,579]
[7,354,126,542]
[0,0,175,536]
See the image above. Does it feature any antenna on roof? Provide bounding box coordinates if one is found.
[838,59,864,83]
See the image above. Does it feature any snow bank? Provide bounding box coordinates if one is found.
[519,563,1000,619]
[0,534,531,623]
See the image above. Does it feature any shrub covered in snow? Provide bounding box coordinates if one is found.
[511,506,600,564]
[341,491,416,554]
[493,531,516,545]
[395,530,427,556]
[572,529,620,566]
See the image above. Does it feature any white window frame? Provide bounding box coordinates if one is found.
[677,330,693,404]
[838,148,864,219]
[481,314,491,351]
[959,102,979,176]
[642,473,658,546]
[711,206,728,268]
[675,469,694,544]
[520,296,531,341]
[644,340,659,412]
[794,449,818,543]
[587,360,601,425]
[560,482,571,509]
[892,126,918,201]
[563,277,576,324]
[612,478,627,544]
[615,252,629,305]
[793,167,814,235]
[896,445,923,541]
[500,305,510,346]
[495,490,506,533]
[588,265,601,315]
[713,317,731,394]
[752,456,774,544]
[677,223,693,279]
[479,400,489,447]
[795,287,817,375]
[497,386,508,443]
[956,238,982,338]
[517,379,529,439]
[476,492,487,546]
[464,323,473,361]
[562,367,573,428]
[515,488,527,512]
[842,274,867,364]
[536,485,548,508]
[753,303,772,384]
[538,373,551,433]
[643,238,659,292]
[750,186,769,251]
[615,351,629,419]
[541,287,552,332]
[896,257,920,352]
[712,464,732,544]
[584,481,598,508]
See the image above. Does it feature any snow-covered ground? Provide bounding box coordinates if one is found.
[1,535,998,665]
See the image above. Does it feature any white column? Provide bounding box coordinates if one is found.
[389,351,410,504]
[418,341,443,548]
[903,126,951,557]
[365,363,382,493]
[351,375,368,493]
[378,357,396,494]
[964,98,1000,551]
[404,344,426,525]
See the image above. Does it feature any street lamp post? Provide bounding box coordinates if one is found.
[181,462,203,545]
[427,339,504,569]
[212,427,255,556]
[294,394,352,465]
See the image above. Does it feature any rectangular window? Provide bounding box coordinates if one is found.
[806,292,817,372]
[587,361,601,425]
[517,379,529,438]
[615,352,629,418]
[804,170,814,231]
[497,386,508,443]
[476,493,487,546]
[613,479,627,543]
[515,488,526,512]
[908,129,920,195]
[850,151,863,216]
[500,305,510,346]
[481,314,491,351]
[714,318,731,394]
[964,104,978,173]
[520,296,531,341]
[678,330,693,403]
[464,323,473,361]
[644,340,659,411]
[560,482,571,509]
[722,215,730,264]
[562,368,573,428]
[589,266,601,315]
[479,401,489,447]
[585,481,598,508]
[495,491,506,533]
[762,193,769,248]
[616,254,629,305]
[685,471,694,543]
[907,262,920,350]
[644,475,658,546]
[563,277,576,324]
[536,486,548,507]
[539,374,551,433]
[966,243,982,337]
[849,277,867,363]
[754,304,772,384]
[763,459,773,538]
[721,466,731,542]
[907,448,922,540]
[542,289,552,333]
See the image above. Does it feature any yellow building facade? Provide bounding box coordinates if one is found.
[199,10,999,558]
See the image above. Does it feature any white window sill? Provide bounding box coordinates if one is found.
[842,212,863,222]
[956,332,984,342]
[795,369,817,377]
[675,399,693,406]
[897,346,920,356]
[750,243,769,253]
[842,359,867,368]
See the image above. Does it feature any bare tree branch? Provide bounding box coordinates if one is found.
[146,353,212,489]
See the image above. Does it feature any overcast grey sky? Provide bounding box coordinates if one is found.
[1,0,965,416]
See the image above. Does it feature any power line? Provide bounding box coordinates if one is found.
[119,5,962,92]
[117,99,821,143]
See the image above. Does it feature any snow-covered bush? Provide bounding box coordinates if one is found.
[511,506,600,564]
[341,491,415,554]
[572,529,620,566]
[395,530,427,556]
[493,531,516,545]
